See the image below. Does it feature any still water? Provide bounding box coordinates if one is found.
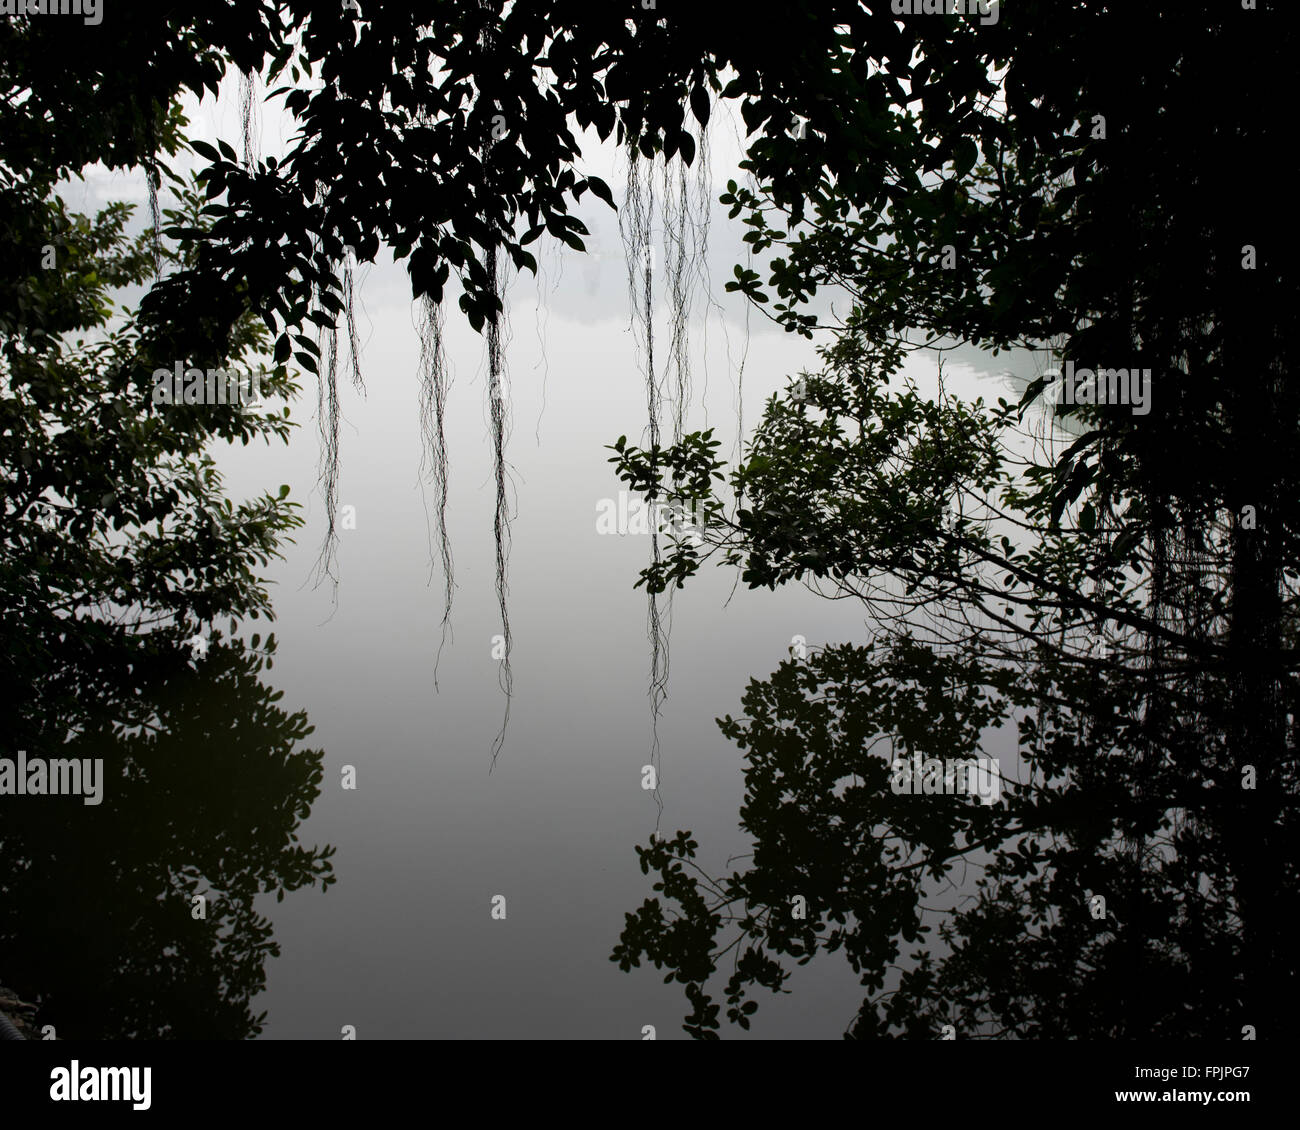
[3,99,1043,1038]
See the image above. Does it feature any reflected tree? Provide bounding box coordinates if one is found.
[614,633,1262,1038]
[611,327,1297,1038]
[611,2,1296,1039]
[1,132,333,1037]
[0,639,334,1040]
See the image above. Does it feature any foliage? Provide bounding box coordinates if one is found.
[1,124,333,1035]
[612,2,1298,1037]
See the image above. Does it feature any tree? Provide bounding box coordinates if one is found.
[0,154,334,1034]
[3,3,1043,753]
[611,2,1298,1037]
[612,324,1294,1038]
[0,639,335,1039]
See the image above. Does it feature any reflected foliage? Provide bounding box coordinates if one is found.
[0,639,333,1040]
[614,631,1290,1038]
[1,119,331,1038]
[612,2,1297,1040]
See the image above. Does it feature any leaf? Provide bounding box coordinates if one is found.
[954,137,978,177]
[690,84,711,127]
[586,176,615,208]
[1018,375,1046,415]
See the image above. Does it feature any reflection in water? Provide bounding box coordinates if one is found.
[0,639,334,1039]
[615,632,1286,1039]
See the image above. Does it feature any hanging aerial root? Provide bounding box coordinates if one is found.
[239,69,259,169]
[663,155,692,447]
[691,127,714,422]
[418,295,455,687]
[486,243,514,771]
[307,231,369,603]
[343,257,366,393]
[621,142,668,829]
[312,324,342,601]
[144,154,162,279]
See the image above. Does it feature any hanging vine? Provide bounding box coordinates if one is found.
[418,294,455,686]
[312,315,342,600]
[620,144,666,826]
[486,240,513,770]
[617,131,715,829]
[222,31,723,772]
[239,68,258,170]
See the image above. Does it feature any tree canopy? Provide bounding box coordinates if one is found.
[2,0,1294,1042]
[610,2,1298,1038]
